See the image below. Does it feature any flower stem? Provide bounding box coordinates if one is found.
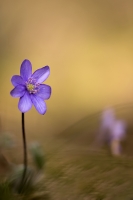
[18,112,27,193]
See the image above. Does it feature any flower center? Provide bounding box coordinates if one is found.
[27,84,34,91]
[26,78,40,94]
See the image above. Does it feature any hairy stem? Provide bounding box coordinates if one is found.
[18,112,27,193]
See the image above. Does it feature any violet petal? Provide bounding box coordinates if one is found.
[10,85,26,98]
[11,75,25,87]
[37,84,51,100]
[32,66,50,83]
[18,91,32,113]
[20,59,32,81]
[31,94,47,115]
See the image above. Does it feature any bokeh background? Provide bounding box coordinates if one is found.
[0,0,133,141]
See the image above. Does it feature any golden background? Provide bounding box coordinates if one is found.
[0,0,133,139]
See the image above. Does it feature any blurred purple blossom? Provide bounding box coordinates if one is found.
[10,59,51,115]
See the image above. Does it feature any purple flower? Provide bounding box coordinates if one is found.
[10,59,51,115]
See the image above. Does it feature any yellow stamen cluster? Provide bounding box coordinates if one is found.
[26,78,40,94]
[27,84,35,92]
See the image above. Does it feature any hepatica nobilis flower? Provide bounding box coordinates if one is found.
[10,59,51,115]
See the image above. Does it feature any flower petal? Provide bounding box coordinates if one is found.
[10,85,26,98]
[20,59,32,81]
[31,94,47,115]
[18,91,32,113]
[11,75,25,87]
[37,84,51,100]
[32,66,50,83]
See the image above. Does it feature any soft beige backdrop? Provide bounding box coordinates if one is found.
[0,0,133,139]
